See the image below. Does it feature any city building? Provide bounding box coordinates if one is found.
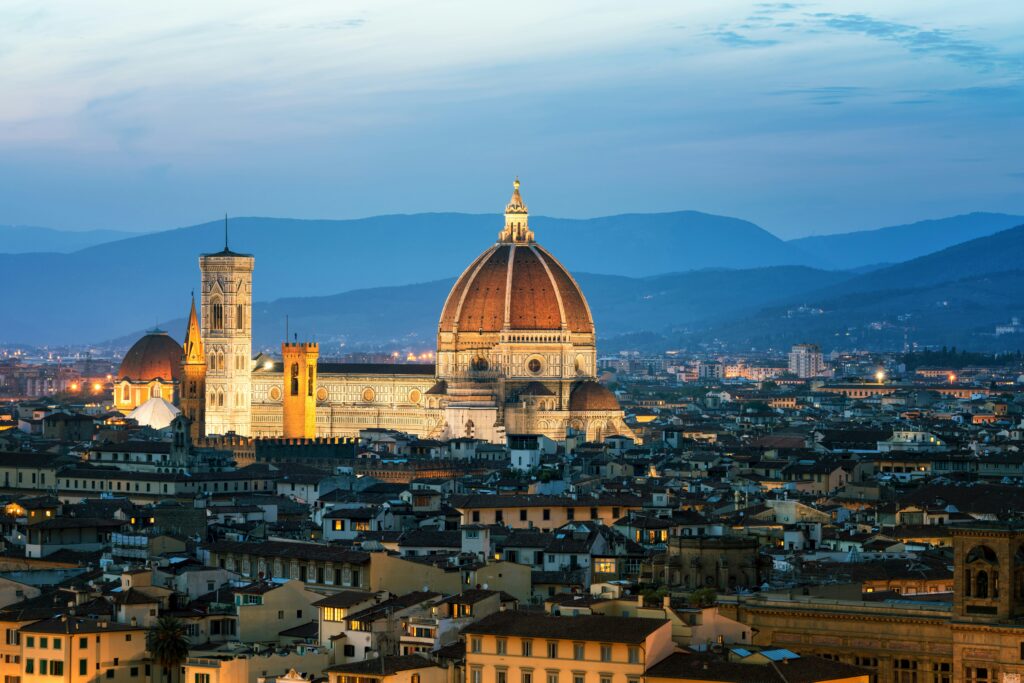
[139,180,633,444]
[788,344,826,379]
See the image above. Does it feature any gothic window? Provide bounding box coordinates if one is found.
[966,545,999,600]
[218,353,225,371]
[290,363,299,396]
[307,364,314,396]
[236,304,244,330]
[211,297,224,330]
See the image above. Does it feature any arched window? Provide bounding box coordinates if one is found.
[290,363,299,396]
[236,303,245,330]
[967,546,999,564]
[211,297,224,330]
[151,385,160,399]
[218,353,225,371]
[122,384,129,401]
[307,364,315,397]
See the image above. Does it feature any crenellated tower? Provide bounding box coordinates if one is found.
[281,341,319,439]
[200,219,254,436]
[180,294,206,440]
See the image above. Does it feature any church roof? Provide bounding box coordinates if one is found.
[118,330,183,382]
[569,381,621,412]
[438,180,594,335]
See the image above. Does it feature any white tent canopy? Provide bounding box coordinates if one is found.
[126,397,181,430]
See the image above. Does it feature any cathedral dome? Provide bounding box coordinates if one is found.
[569,381,620,412]
[119,330,183,382]
[438,180,594,335]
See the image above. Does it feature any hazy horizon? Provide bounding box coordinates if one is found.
[5,206,1023,242]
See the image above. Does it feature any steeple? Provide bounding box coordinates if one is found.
[498,177,534,243]
[183,293,204,364]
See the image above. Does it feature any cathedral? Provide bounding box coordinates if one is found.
[124,180,634,444]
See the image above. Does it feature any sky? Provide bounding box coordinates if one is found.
[1,1,1022,238]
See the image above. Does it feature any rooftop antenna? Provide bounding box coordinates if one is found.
[224,214,229,251]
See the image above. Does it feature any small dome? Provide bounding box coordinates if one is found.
[119,330,183,382]
[569,381,620,412]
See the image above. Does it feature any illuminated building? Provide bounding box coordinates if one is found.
[113,328,182,412]
[727,523,1024,683]
[788,343,826,378]
[171,180,634,443]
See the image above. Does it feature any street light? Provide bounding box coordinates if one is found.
[874,370,885,384]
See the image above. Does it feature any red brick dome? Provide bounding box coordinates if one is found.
[118,330,183,382]
[439,243,594,334]
[569,381,620,412]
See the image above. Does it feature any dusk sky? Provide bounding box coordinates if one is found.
[2,1,1022,238]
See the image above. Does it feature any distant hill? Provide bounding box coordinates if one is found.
[0,225,138,254]
[693,225,1024,351]
[0,211,812,344]
[4,211,1022,347]
[788,212,1024,269]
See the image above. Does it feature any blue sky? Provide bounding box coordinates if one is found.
[1,1,1022,238]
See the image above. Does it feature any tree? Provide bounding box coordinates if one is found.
[689,587,718,608]
[147,616,189,683]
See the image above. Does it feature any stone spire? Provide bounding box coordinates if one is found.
[498,177,534,243]
[183,293,204,365]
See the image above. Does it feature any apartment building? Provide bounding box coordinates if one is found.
[463,612,674,683]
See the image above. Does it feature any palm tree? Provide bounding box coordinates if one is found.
[147,615,190,683]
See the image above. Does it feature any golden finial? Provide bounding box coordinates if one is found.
[513,176,520,192]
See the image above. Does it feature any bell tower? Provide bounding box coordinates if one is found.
[180,295,206,441]
[281,341,319,439]
[199,217,254,436]
[952,523,1024,623]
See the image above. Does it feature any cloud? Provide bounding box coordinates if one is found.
[710,30,779,48]
[769,86,867,106]
[812,12,1016,73]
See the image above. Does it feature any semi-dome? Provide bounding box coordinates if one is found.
[119,330,183,382]
[439,179,594,335]
[569,381,620,411]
